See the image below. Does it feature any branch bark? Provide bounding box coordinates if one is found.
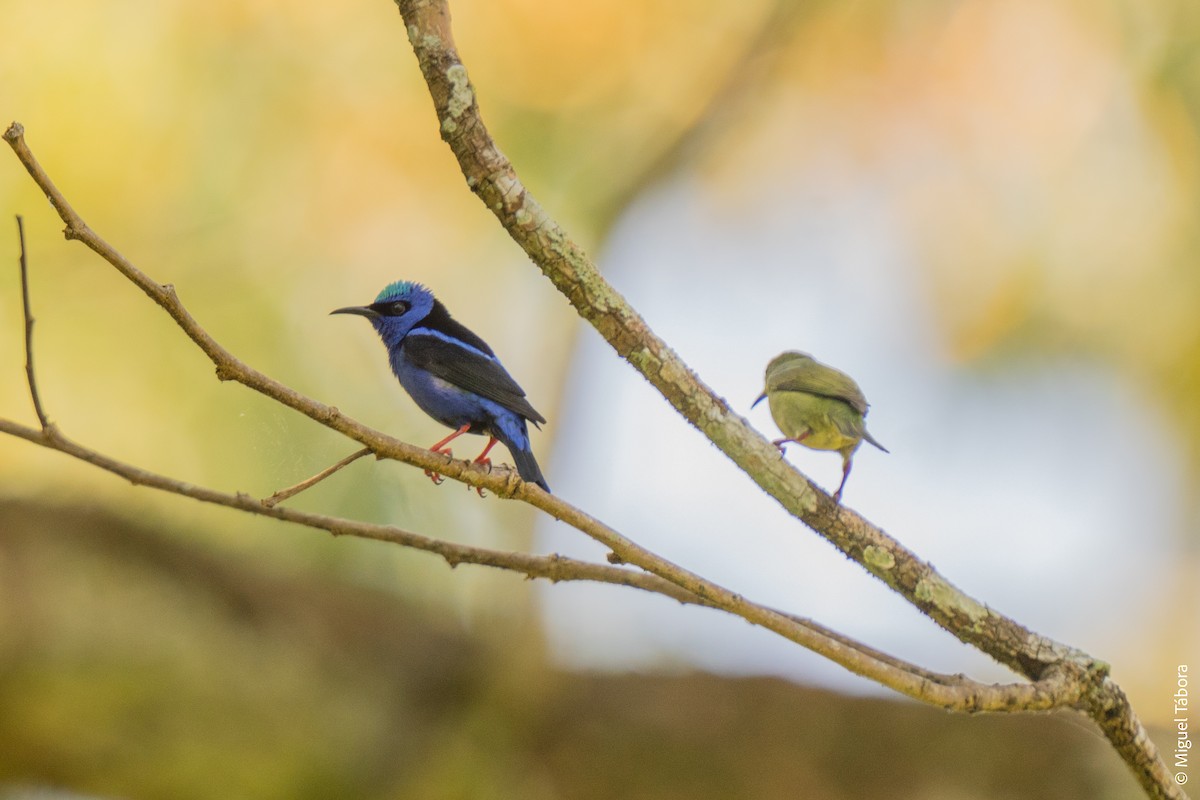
[389,3,1184,797]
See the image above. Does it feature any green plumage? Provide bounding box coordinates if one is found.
[376,280,418,303]
[754,351,888,502]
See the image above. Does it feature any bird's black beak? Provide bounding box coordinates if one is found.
[751,392,766,409]
[330,305,378,319]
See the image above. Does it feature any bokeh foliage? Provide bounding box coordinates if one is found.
[3,0,1199,796]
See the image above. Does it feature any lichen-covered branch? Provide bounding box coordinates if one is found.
[388,4,1183,797]
[392,0,1077,676]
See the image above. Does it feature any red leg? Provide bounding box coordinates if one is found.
[468,437,499,497]
[429,424,471,454]
[472,437,499,466]
[772,430,810,454]
[425,423,471,486]
[833,454,853,503]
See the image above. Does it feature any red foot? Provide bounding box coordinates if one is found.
[424,452,449,485]
[425,448,450,485]
[424,424,471,486]
[468,437,499,497]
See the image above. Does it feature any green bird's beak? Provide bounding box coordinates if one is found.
[330,305,379,319]
[751,391,767,409]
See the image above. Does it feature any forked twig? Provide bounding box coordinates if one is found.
[262,447,371,508]
[16,215,50,429]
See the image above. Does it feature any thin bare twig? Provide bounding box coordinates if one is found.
[0,419,688,596]
[16,214,50,429]
[262,447,371,508]
[0,414,1076,713]
[0,123,1084,712]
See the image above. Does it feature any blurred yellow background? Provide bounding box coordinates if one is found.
[2,0,1198,797]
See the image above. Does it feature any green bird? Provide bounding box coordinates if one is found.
[752,351,888,502]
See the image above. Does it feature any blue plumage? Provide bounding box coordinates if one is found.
[332,281,550,492]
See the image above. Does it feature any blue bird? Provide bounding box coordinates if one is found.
[332,281,550,493]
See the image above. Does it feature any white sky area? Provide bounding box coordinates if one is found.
[535,161,1188,696]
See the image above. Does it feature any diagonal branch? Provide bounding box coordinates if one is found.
[394,0,1077,677]
[388,4,1183,798]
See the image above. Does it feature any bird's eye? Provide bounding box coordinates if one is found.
[379,301,410,316]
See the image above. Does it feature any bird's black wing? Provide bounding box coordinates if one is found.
[403,332,546,425]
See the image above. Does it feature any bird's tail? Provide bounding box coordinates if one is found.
[863,430,889,453]
[511,444,550,492]
[496,420,550,492]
